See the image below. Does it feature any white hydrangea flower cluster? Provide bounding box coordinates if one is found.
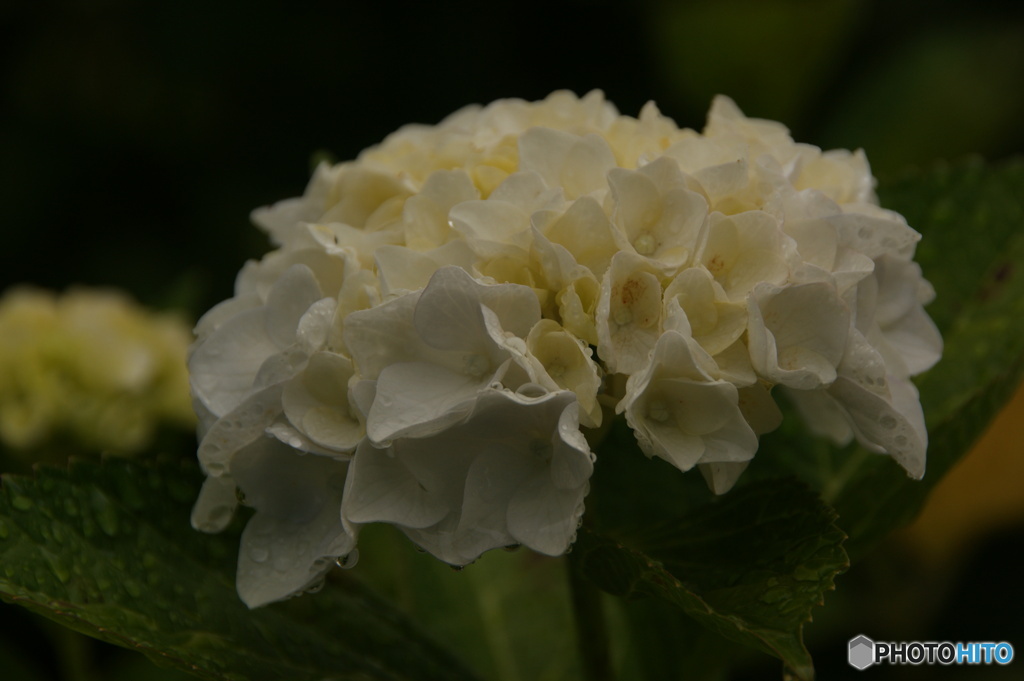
[189,91,941,607]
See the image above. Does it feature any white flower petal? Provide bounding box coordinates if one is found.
[698,461,750,495]
[190,308,279,416]
[367,361,484,444]
[197,385,284,477]
[827,375,926,479]
[596,252,667,374]
[190,474,238,533]
[507,469,585,556]
[264,265,324,348]
[747,281,850,390]
[342,438,451,528]
[620,331,757,472]
[519,128,617,199]
[231,438,353,608]
[282,352,363,452]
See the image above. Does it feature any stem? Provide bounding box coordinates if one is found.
[567,551,613,681]
[821,447,870,505]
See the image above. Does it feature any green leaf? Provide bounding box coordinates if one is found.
[825,159,1024,556]
[886,158,1024,337]
[577,462,848,681]
[0,458,480,681]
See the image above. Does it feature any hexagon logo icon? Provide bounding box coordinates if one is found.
[848,635,875,670]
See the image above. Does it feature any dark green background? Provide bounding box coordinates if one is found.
[2,1,1022,679]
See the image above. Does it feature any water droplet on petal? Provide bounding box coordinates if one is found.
[335,548,360,570]
[879,415,898,429]
[249,547,270,563]
[205,461,227,475]
[273,553,293,573]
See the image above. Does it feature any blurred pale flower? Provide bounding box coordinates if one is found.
[0,287,194,456]
[190,90,941,604]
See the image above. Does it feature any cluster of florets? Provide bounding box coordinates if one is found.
[0,287,194,455]
[188,91,941,607]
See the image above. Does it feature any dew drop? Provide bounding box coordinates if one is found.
[502,544,521,552]
[450,564,465,572]
[304,578,326,594]
[335,548,360,570]
[879,415,898,429]
[196,504,234,533]
[204,458,227,475]
[249,546,270,563]
[894,434,908,447]
[272,553,293,573]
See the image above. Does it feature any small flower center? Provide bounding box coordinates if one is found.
[634,233,657,256]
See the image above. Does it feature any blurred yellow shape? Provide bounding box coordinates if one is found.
[900,380,1024,562]
[0,286,195,457]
